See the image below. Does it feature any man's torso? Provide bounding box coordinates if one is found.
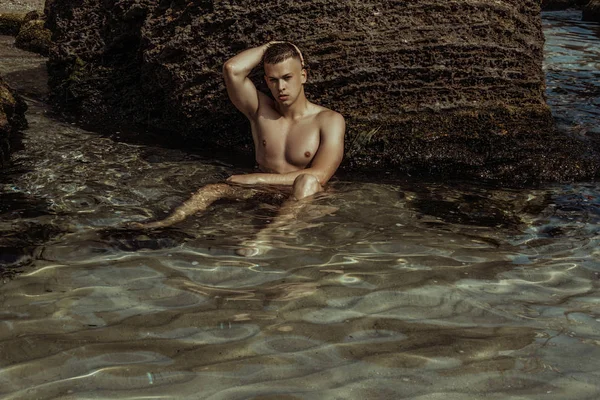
[251,98,326,174]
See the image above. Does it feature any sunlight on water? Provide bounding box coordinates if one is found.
[1,11,600,400]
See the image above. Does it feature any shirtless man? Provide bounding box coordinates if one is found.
[133,42,345,248]
[223,41,345,193]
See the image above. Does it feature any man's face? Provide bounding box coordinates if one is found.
[264,57,306,107]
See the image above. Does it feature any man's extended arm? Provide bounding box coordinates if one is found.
[223,43,274,118]
[227,111,346,186]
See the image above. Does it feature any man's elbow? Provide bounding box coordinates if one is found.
[313,171,331,187]
[223,61,239,78]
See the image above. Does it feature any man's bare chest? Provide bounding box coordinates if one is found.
[253,118,320,169]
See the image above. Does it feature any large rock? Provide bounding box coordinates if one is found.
[0,75,27,167]
[583,0,600,21]
[45,0,600,182]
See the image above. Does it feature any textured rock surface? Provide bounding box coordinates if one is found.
[15,11,52,55]
[0,0,45,14]
[0,0,45,34]
[583,0,600,21]
[45,0,600,182]
[0,75,28,166]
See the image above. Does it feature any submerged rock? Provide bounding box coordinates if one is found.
[0,75,27,167]
[45,0,600,183]
[583,0,600,21]
[0,220,62,280]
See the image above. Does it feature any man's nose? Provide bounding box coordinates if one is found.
[277,80,286,91]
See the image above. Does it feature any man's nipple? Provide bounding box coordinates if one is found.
[262,140,267,146]
[304,151,311,158]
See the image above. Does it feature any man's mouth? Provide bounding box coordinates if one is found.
[279,94,289,100]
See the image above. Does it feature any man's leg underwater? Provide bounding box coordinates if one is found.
[237,174,336,256]
[130,183,252,229]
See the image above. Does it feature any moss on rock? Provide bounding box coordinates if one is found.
[15,18,52,56]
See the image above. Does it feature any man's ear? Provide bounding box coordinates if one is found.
[301,68,307,84]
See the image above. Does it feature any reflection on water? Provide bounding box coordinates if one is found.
[1,11,600,400]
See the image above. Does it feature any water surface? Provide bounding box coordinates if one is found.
[1,11,600,400]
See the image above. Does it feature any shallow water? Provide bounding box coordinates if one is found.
[1,11,600,400]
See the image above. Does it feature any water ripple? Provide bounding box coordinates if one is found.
[1,10,600,399]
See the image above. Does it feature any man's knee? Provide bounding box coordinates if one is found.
[292,173,322,200]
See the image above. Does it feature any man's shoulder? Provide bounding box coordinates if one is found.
[315,106,345,125]
[313,106,345,142]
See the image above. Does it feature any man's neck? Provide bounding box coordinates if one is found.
[277,93,310,120]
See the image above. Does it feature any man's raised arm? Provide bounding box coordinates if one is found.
[223,43,272,119]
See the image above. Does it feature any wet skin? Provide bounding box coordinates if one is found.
[223,44,345,192]
[131,43,345,254]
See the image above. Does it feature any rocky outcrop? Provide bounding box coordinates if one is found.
[541,0,588,10]
[0,13,24,35]
[15,10,52,55]
[0,75,28,166]
[45,0,600,182]
[583,0,600,21]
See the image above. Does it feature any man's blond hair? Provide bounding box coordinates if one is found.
[263,42,305,67]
